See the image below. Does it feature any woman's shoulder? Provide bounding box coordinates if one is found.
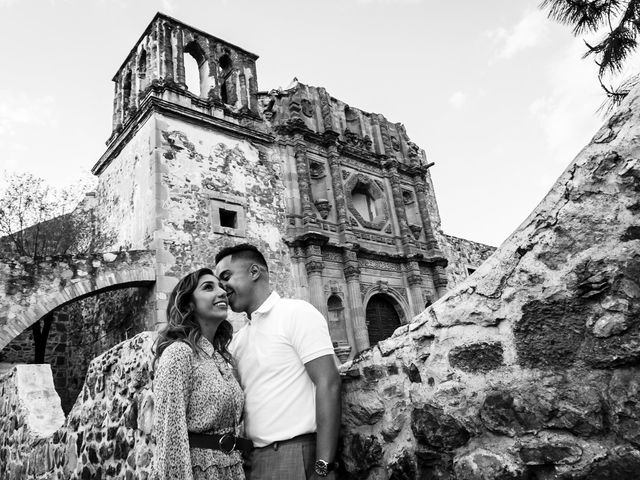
[159,341,194,365]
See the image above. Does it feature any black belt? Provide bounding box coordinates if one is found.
[188,432,254,453]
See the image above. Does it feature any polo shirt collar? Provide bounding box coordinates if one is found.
[252,291,280,319]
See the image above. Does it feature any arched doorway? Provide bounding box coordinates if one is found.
[366,294,401,345]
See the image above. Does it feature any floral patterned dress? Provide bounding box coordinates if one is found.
[152,337,245,480]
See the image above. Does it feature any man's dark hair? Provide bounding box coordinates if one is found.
[215,243,269,270]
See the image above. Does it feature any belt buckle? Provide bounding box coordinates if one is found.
[218,433,237,453]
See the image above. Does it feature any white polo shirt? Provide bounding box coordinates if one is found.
[229,291,335,447]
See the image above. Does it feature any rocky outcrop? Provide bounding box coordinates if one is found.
[0,332,155,480]
[338,85,640,479]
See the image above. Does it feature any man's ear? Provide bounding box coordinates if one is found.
[249,264,262,281]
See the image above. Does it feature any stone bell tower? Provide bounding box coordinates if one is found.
[91,13,295,332]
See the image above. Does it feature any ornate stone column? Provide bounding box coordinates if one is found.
[406,261,426,316]
[433,265,448,299]
[293,134,316,225]
[175,29,185,87]
[302,237,328,318]
[343,248,369,353]
[376,114,394,156]
[413,171,438,250]
[162,22,174,81]
[239,72,248,110]
[327,145,349,230]
[149,21,159,81]
[384,159,413,248]
[305,261,327,318]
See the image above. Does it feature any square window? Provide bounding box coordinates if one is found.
[208,193,246,237]
[219,208,237,228]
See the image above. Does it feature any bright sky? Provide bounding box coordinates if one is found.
[0,0,614,246]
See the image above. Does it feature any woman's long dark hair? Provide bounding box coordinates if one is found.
[153,268,233,370]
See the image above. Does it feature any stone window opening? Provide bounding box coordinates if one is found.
[345,174,389,231]
[209,194,246,237]
[352,184,377,222]
[219,208,237,229]
[122,70,132,118]
[137,48,147,79]
[218,53,235,105]
[184,41,210,97]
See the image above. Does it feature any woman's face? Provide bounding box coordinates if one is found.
[191,274,228,322]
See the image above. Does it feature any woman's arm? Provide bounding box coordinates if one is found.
[153,343,195,480]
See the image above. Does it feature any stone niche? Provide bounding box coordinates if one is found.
[338,85,640,479]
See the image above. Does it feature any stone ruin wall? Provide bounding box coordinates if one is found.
[337,85,640,479]
[0,333,155,480]
[438,233,497,288]
[1,287,154,414]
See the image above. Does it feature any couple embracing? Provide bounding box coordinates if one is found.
[152,244,342,480]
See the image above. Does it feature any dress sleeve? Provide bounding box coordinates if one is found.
[152,343,194,480]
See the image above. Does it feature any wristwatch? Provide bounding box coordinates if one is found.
[314,459,337,477]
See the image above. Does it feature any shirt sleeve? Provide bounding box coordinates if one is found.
[287,300,336,364]
[152,342,194,480]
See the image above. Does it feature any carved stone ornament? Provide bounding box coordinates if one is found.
[344,264,361,280]
[314,199,332,219]
[391,136,401,152]
[289,100,301,114]
[344,128,364,149]
[407,141,420,159]
[305,260,324,275]
[409,223,422,240]
[363,135,373,150]
[402,190,415,205]
[342,170,351,181]
[384,224,392,234]
[377,280,389,293]
[301,99,314,118]
[309,160,326,179]
[345,173,390,231]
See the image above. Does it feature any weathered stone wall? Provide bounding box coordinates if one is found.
[0,287,154,414]
[438,233,496,288]
[0,364,66,479]
[152,112,295,327]
[0,250,155,351]
[338,86,640,479]
[0,332,156,480]
[93,117,158,251]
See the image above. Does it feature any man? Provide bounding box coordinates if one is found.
[214,243,341,480]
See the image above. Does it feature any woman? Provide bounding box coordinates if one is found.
[152,268,248,480]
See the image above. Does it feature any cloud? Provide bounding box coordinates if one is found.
[161,0,177,14]
[488,9,550,60]
[449,91,467,109]
[528,39,603,167]
[0,93,56,138]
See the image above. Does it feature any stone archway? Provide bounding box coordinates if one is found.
[365,293,404,345]
[0,250,155,351]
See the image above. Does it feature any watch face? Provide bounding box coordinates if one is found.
[314,460,329,476]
